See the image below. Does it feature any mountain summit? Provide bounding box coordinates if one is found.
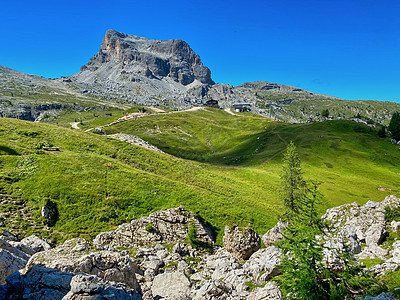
[67,29,214,107]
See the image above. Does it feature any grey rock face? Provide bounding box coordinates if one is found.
[247,281,282,300]
[151,271,191,299]
[243,246,282,284]
[4,265,74,300]
[95,29,214,86]
[26,238,141,292]
[321,196,400,269]
[67,29,215,109]
[2,265,141,300]
[261,220,286,247]
[0,238,30,284]
[12,235,51,254]
[93,206,214,250]
[223,226,261,260]
[64,274,142,300]
[391,220,400,232]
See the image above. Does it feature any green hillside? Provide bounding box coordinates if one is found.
[0,109,399,244]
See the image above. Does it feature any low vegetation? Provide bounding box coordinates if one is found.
[0,108,399,245]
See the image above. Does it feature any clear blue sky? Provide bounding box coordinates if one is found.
[1,0,399,101]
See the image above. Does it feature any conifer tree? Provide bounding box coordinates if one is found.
[280,141,305,218]
[378,125,386,138]
[388,112,400,140]
[277,144,379,299]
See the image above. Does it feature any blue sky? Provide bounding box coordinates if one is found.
[1,0,399,101]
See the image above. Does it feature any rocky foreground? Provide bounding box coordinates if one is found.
[1,197,400,299]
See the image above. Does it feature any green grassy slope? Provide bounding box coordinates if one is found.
[106,108,400,206]
[0,109,399,244]
[0,118,282,242]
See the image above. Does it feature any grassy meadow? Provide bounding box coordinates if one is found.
[0,108,399,244]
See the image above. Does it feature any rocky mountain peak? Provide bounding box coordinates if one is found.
[79,29,214,87]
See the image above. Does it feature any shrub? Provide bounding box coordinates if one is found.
[145,223,155,233]
[187,222,198,246]
[385,206,400,223]
[378,126,386,138]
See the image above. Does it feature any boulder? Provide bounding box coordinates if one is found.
[26,238,141,292]
[2,265,141,300]
[4,265,74,299]
[191,280,224,299]
[205,248,242,280]
[0,238,30,284]
[151,271,191,299]
[41,200,58,226]
[369,262,399,276]
[365,224,387,246]
[248,281,282,300]
[63,274,142,300]
[262,220,286,247]
[243,246,282,283]
[8,235,51,256]
[19,235,51,253]
[391,221,400,232]
[223,226,261,260]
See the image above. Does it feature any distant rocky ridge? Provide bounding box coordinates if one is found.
[65,30,341,113]
[1,29,400,123]
[1,197,400,299]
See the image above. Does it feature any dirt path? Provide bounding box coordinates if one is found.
[85,106,205,132]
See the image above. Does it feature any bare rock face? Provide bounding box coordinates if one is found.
[247,281,282,300]
[2,265,141,300]
[223,226,261,260]
[12,235,51,254]
[26,238,141,292]
[0,234,53,284]
[262,220,286,247]
[243,246,282,284]
[93,206,214,250]
[96,29,214,86]
[64,274,142,300]
[0,238,31,284]
[321,195,400,269]
[151,271,191,299]
[68,29,215,108]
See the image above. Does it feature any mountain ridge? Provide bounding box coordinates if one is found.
[1,29,400,123]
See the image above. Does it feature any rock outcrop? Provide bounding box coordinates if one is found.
[0,235,50,284]
[67,29,215,109]
[2,265,141,300]
[2,198,400,299]
[26,238,141,292]
[94,206,214,250]
[322,195,400,270]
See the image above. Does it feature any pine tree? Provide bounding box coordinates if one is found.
[280,141,305,218]
[277,181,329,299]
[277,145,380,299]
[388,112,400,140]
[321,109,330,118]
[378,125,386,138]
